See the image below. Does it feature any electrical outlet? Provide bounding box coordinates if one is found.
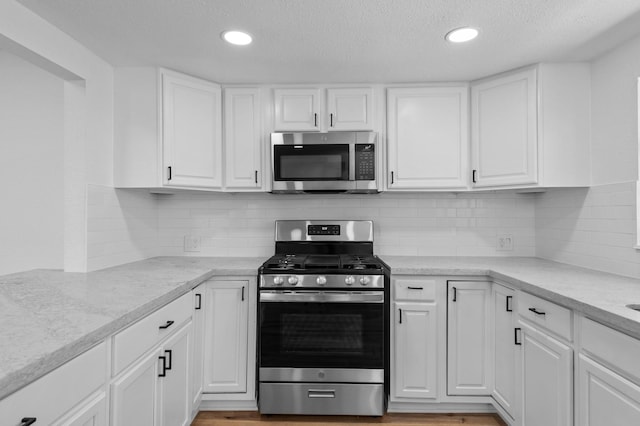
[184,235,201,252]
[497,234,514,251]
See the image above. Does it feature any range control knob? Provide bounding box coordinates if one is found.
[316,276,327,285]
[273,276,284,285]
[288,276,299,285]
[345,276,355,285]
[360,276,370,286]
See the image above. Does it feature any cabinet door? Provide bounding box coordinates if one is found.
[326,88,374,131]
[471,68,537,187]
[447,281,492,395]
[393,302,438,399]
[162,71,222,188]
[518,321,572,426]
[159,322,192,426]
[203,281,249,393]
[50,391,107,426]
[111,348,162,426]
[387,87,468,189]
[274,88,321,131]
[224,88,262,190]
[578,354,640,425]
[190,290,205,411]
[493,284,517,417]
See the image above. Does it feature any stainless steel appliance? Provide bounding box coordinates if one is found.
[258,220,389,416]
[271,132,379,194]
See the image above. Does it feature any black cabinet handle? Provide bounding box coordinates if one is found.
[407,286,423,290]
[164,350,172,370]
[330,113,334,127]
[452,286,457,302]
[472,169,477,183]
[21,418,37,426]
[399,308,402,324]
[314,113,318,127]
[158,355,167,377]
[391,171,394,184]
[168,166,172,181]
[195,293,202,310]
[159,320,174,330]
[506,295,513,312]
[515,328,522,345]
[528,307,546,316]
[241,286,245,301]
[255,170,258,184]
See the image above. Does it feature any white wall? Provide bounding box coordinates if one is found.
[590,32,640,184]
[0,51,64,275]
[0,0,114,272]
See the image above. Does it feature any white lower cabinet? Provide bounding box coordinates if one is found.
[201,278,257,404]
[447,281,492,395]
[111,321,192,426]
[393,302,438,398]
[517,320,572,426]
[578,354,640,425]
[51,391,107,426]
[190,288,205,415]
[492,284,517,419]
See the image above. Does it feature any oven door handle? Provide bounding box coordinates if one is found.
[260,291,384,303]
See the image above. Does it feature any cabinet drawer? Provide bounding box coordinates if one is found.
[518,291,572,341]
[113,292,192,375]
[394,278,437,301]
[0,342,107,425]
[581,317,640,384]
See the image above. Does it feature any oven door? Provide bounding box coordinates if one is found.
[259,291,384,377]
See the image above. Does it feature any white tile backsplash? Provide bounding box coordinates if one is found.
[84,182,640,278]
[155,191,536,258]
[535,181,640,279]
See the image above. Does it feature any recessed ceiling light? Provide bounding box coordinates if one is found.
[445,27,479,43]
[221,30,252,46]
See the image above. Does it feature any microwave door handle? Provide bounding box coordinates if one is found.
[348,144,355,181]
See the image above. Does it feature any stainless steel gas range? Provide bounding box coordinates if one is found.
[257,220,389,416]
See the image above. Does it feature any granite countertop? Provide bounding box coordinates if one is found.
[385,256,640,339]
[0,256,263,400]
[3,255,640,402]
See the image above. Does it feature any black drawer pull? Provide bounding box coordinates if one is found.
[159,320,174,329]
[399,308,402,324]
[452,286,457,302]
[164,349,172,370]
[407,286,423,290]
[506,295,513,312]
[515,328,522,345]
[21,418,37,426]
[242,286,245,301]
[528,307,546,316]
[195,293,202,310]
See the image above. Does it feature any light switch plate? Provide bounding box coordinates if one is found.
[497,234,514,251]
[184,235,201,252]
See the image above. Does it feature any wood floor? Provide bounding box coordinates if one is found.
[191,411,507,426]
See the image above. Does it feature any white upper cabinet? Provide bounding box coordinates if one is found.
[163,71,222,188]
[471,63,591,189]
[115,68,223,190]
[326,88,374,131]
[274,88,322,131]
[387,87,468,190]
[274,87,375,132]
[223,88,263,190]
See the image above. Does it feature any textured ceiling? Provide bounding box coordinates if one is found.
[17,0,640,83]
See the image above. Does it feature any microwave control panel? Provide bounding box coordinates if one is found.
[355,144,375,180]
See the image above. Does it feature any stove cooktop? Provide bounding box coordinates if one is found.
[261,254,385,273]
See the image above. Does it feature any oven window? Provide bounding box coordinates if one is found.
[259,302,383,369]
[273,144,349,181]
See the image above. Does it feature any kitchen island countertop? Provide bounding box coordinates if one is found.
[3,255,640,402]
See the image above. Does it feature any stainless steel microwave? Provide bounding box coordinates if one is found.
[271,131,379,194]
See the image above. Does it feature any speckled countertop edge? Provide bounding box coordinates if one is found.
[3,255,640,402]
[0,256,263,400]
